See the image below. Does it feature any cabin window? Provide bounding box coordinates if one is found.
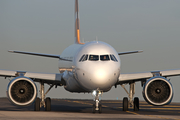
[89,55,99,61]
[100,55,110,61]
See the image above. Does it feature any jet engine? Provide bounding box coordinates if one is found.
[142,76,173,106]
[7,76,37,106]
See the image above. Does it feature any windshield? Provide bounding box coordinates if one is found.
[100,55,110,61]
[89,55,99,61]
[79,54,117,62]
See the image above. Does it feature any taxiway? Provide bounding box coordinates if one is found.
[0,98,179,120]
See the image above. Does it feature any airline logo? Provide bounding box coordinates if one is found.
[75,0,84,44]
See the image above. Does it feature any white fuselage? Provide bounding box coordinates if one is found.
[59,41,121,93]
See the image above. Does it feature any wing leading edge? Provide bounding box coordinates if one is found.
[0,69,64,85]
[8,50,72,61]
[118,69,180,84]
[118,50,143,55]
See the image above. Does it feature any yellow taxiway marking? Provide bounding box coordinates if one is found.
[72,101,93,106]
[102,102,180,108]
[65,100,180,110]
[149,108,180,110]
[64,100,180,119]
[158,111,180,115]
[126,111,179,120]
[65,100,108,107]
[140,105,180,107]
[103,102,180,107]
[99,101,180,108]
[103,101,148,103]
[102,102,122,103]
[116,107,180,110]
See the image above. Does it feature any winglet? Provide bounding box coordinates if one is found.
[8,50,14,53]
[75,0,84,44]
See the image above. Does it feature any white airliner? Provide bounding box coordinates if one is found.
[0,0,180,113]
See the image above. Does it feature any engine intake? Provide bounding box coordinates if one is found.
[7,76,37,106]
[142,76,173,106]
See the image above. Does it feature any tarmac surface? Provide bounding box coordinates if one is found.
[0,98,180,120]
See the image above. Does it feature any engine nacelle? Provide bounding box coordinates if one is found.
[7,76,37,106]
[142,76,173,106]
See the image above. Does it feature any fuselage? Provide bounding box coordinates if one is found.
[59,41,121,93]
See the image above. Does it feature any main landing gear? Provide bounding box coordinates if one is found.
[121,82,139,111]
[34,81,54,111]
[92,89,102,113]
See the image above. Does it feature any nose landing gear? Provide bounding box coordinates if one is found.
[92,89,102,113]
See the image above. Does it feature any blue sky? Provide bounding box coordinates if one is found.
[0,0,180,102]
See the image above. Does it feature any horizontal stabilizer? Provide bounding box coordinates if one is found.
[8,50,72,61]
[118,50,143,55]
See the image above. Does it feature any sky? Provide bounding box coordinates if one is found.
[0,0,180,102]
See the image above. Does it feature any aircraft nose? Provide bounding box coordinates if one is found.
[75,62,120,90]
[87,63,118,88]
[92,68,110,84]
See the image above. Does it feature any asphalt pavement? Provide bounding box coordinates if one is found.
[0,98,179,120]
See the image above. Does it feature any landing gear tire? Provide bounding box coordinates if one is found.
[34,97,40,111]
[98,104,102,113]
[123,97,128,111]
[45,97,51,111]
[134,97,139,111]
[92,104,96,113]
[92,103,102,113]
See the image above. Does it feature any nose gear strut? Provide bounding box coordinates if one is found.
[92,89,102,113]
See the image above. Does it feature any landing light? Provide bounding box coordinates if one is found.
[92,90,96,96]
[92,90,102,96]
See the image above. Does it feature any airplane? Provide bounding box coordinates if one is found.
[0,0,180,113]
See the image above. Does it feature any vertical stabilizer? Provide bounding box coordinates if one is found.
[75,0,84,44]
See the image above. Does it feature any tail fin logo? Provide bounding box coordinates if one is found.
[75,0,84,44]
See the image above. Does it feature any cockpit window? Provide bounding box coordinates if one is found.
[110,54,118,62]
[79,54,88,62]
[82,54,88,61]
[79,55,85,62]
[113,55,118,62]
[80,54,118,62]
[100,55,110,61]
[89,55,99,61]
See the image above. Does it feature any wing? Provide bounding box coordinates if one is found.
[118,50,143,55]
[0,69,64,85]
[118,69,180,84]
[8,50,72,61]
